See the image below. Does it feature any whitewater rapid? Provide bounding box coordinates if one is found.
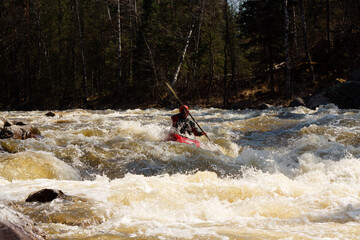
[1,105,360,239]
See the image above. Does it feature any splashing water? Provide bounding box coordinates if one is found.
[1,105,360,239]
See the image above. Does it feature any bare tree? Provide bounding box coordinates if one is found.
[291,2,299,56]
[25,0,31,103]
[105,0,115,35]
[299,0,315,81]
[131,0,159,90]
[117,0,123,97]
[206,30,215,104]
[223,0,230,105]
[284,0,292,97]
[326,0,331,54]
[170,16,196,86]
[58,0,63,90]
[75,0,88,105]
[33,3,52,88]
[193,1,205,96]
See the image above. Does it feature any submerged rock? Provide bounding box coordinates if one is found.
[0,204,47,240]
[22,190,106,227]
[26,189,65,203]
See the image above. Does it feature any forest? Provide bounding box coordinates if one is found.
[0,0,359,110]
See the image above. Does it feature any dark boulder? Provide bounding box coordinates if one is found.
[26,189,65,203]
[45,112,55,117]
[305,92,331,109]
[289,97,306,107]
[304,68,360,109]
[324,80,360,109]
[305,78,360,109]
[257,103,273,110]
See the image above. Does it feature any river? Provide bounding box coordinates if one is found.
[1,104,360,239]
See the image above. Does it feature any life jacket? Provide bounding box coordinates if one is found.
[171,113,202,136]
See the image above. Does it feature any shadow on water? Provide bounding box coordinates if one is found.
[124,156,243,179]
[76,141,245,180]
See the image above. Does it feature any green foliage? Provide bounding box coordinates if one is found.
[0,0,359,110]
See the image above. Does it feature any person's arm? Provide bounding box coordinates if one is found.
[171,114,179,127]
[189,120,206,136]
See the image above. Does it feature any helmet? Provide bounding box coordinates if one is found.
[179,105,189,113]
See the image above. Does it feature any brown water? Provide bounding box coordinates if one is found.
[1,105,360,239]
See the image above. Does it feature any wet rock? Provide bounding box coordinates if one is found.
[0,204,47,240]
[289,97,306,107]
[0,118,41,140]
[325,81,360,109]
[257,103,273,110]
[2,125,23,139]
[0,118,5,129]
[45,112,55,117]
[0,117,11,129]
[21,193,106,227]
[26,189,65,203]
[305,91,331,109]
[305,68,360,109]
[20,125,42,139]
[307,80,360,109]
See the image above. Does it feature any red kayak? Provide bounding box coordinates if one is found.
[166,133,201,148]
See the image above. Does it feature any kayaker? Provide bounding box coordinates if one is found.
[171,105,206,137]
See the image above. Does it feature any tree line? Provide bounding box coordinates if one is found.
[0,0,359,110]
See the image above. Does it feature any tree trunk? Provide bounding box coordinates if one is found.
[207,30,214,105]
[75,0,88,106]
[229,5,236,103]
[25,0,31,104]
[193,1,205,98]
[105,0,115,33]
[284,0,292,97]
[34,5,52,88]
[117,0,123,97]
[268,41,275,95]
[299,0,315,81]
[58,0,63,91]
[292,3,298,56]
[326,0,330,54]
[132,1,159,91]
[170,16,196,86]
[223,0,230,105]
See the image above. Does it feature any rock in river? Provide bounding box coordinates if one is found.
[0,203,47,240]
[0,117,41,140]
[26,189,65,203]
